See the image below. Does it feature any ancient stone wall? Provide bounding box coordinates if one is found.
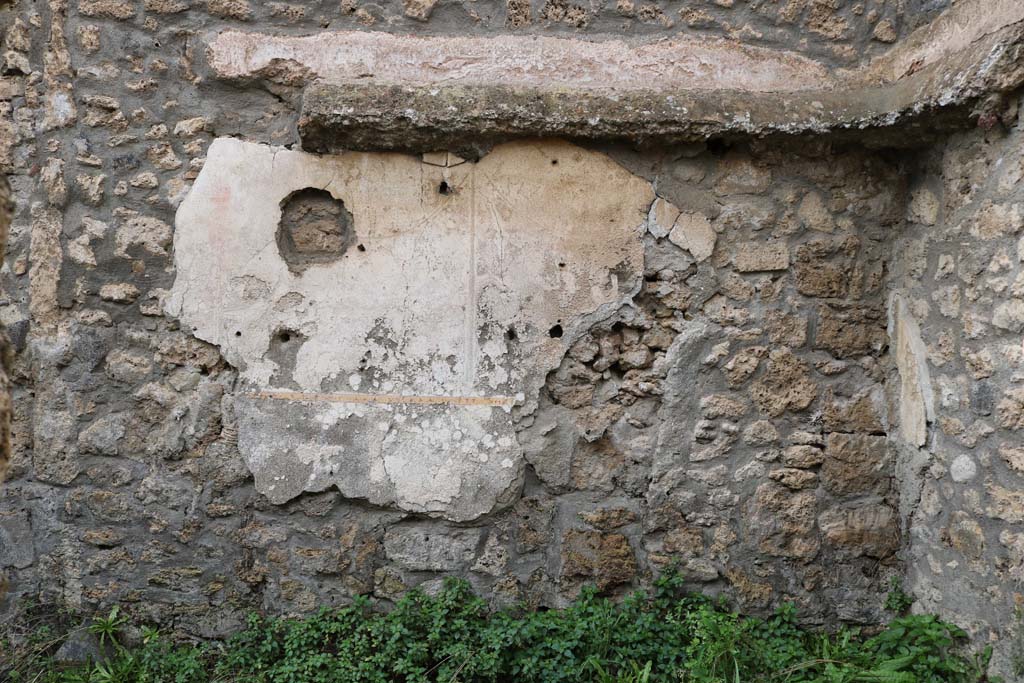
[890,94,1024,674]
[0,117,908,633]
[0,0,1022,678]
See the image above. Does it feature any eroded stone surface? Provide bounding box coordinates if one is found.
[207,30,833,93]
[168,138,654,520]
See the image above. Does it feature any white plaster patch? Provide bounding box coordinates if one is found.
[168,138,656,520]
[950,454,977,482]
[888,292,936,448]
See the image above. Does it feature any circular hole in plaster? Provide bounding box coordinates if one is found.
[277,187,355,274]
[357,244,366,252]
[548,324,563,339]
[279,331,292,343]
[506,327,517,341]
[234,331,242,337]
[551,159,558,166]
[438,181,453,195]
[558,262,565,268]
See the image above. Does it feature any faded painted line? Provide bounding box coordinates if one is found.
[248,389,515,408]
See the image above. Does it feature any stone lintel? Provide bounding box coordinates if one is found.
[297,22,1024,155]
[208,0,1024,154]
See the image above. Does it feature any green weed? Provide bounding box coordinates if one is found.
[1,573,1003,683]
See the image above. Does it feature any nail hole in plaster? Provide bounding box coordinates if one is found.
[277,187,355,274]
[268,328,309,389]
[357,243,366,252]
[506,327,517,341]
[551,159,558,165]
[549,324,563,339]
[235,331,242,337]
[438,181,453,195]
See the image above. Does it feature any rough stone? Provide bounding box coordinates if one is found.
[383,525,483,571]
[668,212,716,262]
[992,300,1024,331]
[78,0,135,19]
[781,445,824,468]
[403,0,438,21]
[818,503,898,558]
[560,529,637,591]
[822,433,889,496]
[996,388,1024,430]
[749,349,816,417]
[77,414,127,456]
[733,242,789,272]
[816,305,887,358]
[986,485,1024,523]
[648,197,680,239]
[948,511,985,560]
[743,482,819,559]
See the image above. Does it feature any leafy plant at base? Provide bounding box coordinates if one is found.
[87,607,128,651]
[883,579,914,615]
[2,572,1003,683]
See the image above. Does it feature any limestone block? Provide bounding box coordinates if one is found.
[733,242,789,272]
[818,502,898,558]
[821,433,890,496]
[384,525,482,571]
[743,482,819,559]
[560,529,637,590]
[668,212,716,262]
